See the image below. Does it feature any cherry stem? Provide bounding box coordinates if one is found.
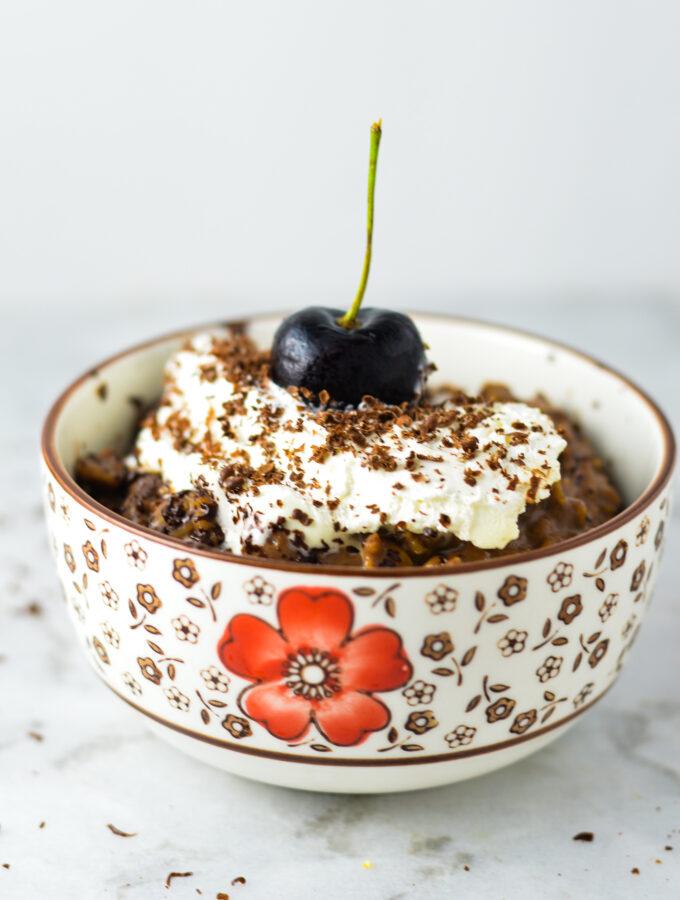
[338,119,382,329]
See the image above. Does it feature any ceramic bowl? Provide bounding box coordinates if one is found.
[41,314,675,793]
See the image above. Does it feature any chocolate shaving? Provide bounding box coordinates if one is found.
[231,876,246,885]
[573,832,594,842]
[165,872,193,888]
[106,824,137,837]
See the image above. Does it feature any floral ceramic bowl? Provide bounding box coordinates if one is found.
[41,314,675,793]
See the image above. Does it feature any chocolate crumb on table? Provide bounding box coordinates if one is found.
[231,877,246,885]
[165,872,193,888]
[573,832,594,842]
[28,731,43,742]
[631,867,640,874]
[106,823,137,837]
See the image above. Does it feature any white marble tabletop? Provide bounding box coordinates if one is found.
[2,296,679,899]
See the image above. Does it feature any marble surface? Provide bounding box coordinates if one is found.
[2,296,679,899]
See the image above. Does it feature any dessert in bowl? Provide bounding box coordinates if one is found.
[41,312,674,793]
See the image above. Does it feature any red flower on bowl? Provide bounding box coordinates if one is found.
[218,587,412,746]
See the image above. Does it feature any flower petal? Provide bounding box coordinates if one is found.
[241,681,311,741]
[314,690,390,746]
[339,627,412,692]
[218,614,289,682]
[278,588,353,651]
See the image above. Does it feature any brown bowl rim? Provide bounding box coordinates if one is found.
[41,312,676,578]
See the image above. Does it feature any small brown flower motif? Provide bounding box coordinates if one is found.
[136,584,162,614]
[420,632,454,661]
[497,575,528,606]
[244,575,275,605]
[92,636,110,665]
[172,615,199,644]
[138,656,162,684]
[655,520,665,551]
[402,680,436,707]
[557,594,583,625]
[588,639,609,668]
[497,628,528,657]
[60,503,70,522]
[47,482,56,511]
[510,709,538,735]
[547,562,573,592]
[71,599,85,622]
[125,540,147,569]
[425,585,458,615]
[64,544,76,574]
[599,593,619,622]
[405,710,439,735]
[636,516,650,546]
[82,541,99,572]
[200,665,230,693]
[164,686,190,711]
[486,697,516,723]
[610,539,628,570]
[222,714,252,739]
[573,682,595,708]
[172,558,199,588]
[101,622,120,648]
[99,581,119,610]
[123,672,142,696]
[536,655,563,682]
[445,725,476,749]
[630,561,646,592]
[622,615,637,639]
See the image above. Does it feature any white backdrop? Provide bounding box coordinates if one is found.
[1,1,680,314]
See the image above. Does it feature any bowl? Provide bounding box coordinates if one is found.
[41,314,675,793]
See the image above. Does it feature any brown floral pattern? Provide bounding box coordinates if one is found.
[636,517,650,546]
[497,575,527,606]
[101,622,120,648]
[486,697,516,723]
[125,540,147,569]
[425,585,458,614]
[99,581,119,610]
[82,541,100,572]
[509,709,537,735]
[536,656,563,682]
[136,584,162,614]
[172,615,200,644]
[405,710,439,735]
[138,656,162,685]
[122,672,142,696]
[402,680,436,707]
[588,639,609,668]
[64,544,76,574]
[497,628,527,657]
[244,575,275,605]
[573,682,595,708]
[172,558,199,588]
[655,520,665,551]
[445,725,476,748]
[599,594,618,622]
[557,594,583,624]
[610,539,628,570]
[92,636,110,665]
[164,686,190,711]
[421,632,454,661]
[200,665,230,693]
[547,562,573,592]
[630,561,646,592]
[222,714,252,739]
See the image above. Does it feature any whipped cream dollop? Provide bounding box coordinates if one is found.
[132,330,567,553]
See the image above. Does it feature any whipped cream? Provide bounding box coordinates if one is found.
[132,330,567,553]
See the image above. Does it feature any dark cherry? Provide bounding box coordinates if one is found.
[270,120,428,408]
[270,305,427,408]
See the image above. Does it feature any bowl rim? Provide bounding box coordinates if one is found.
[42,311,676,578]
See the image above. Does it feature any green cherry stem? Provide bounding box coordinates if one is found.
[338,119,382,329]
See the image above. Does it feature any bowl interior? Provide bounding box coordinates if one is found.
[50,314,669,510]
